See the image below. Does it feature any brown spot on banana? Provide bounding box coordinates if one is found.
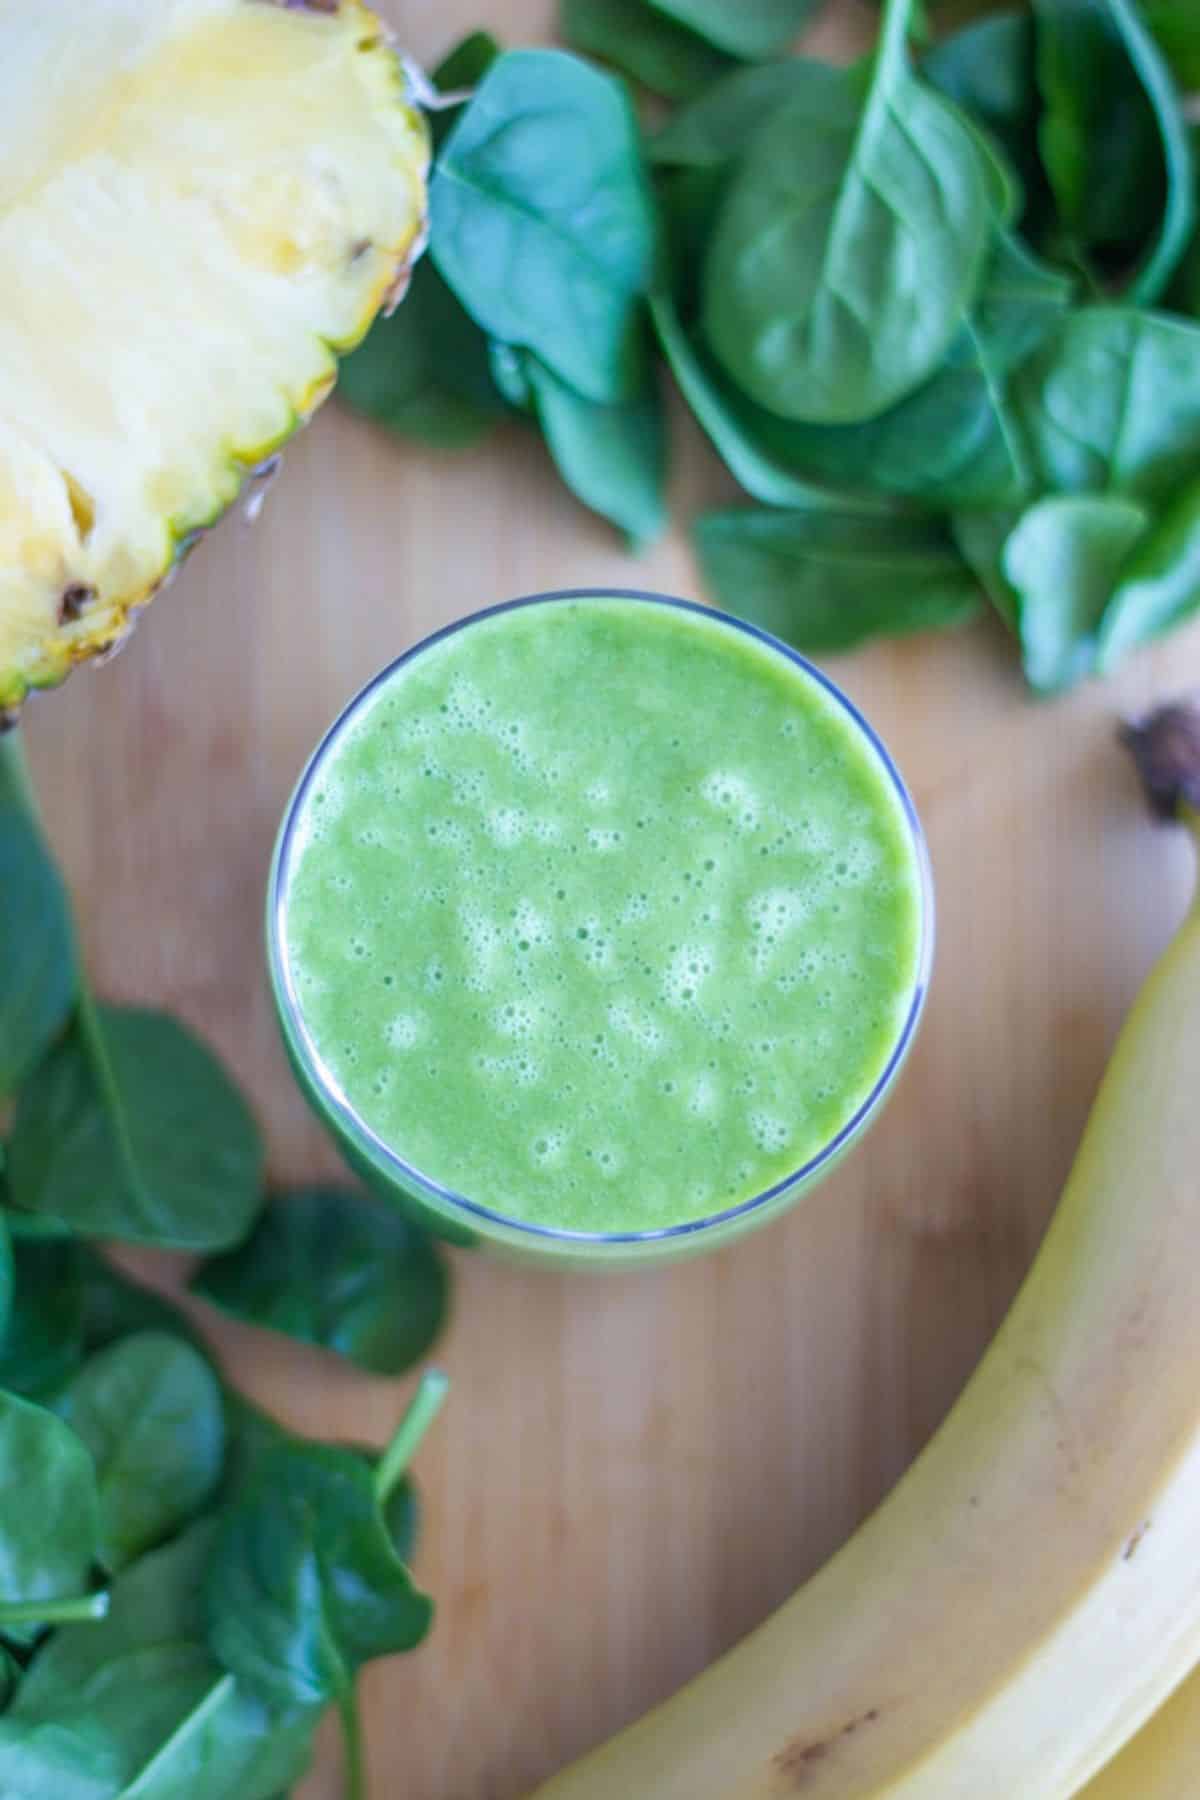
[773,1710,883,1789]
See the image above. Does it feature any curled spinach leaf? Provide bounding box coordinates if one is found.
[1002,491,1151,688]
[431,50,657,404]
[1035,0,1194,303]
[702,0,997,423]
[8,1004,263,1251]
[192,1188,449,1378]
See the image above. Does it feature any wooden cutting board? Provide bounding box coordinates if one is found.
[23,2,1200,1793]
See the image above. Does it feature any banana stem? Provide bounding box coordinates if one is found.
[1121,702,1200,861]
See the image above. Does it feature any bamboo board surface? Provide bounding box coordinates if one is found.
[23,1,1200,1792]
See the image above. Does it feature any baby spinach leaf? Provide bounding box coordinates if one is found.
[336,259,505,450]
[695,507,982,651]
[58,1334,225,1572]
[561,0,734,102]
[524,354,667,548]
[650,290,885,510]
[0,1390,101,1615]
[1035,0,1194,303]
[191,1187,449,1378]
[0,764,76,1099]
[740,231,1074,509]
[702,0,997,423]
[1002,491,1151,688]
[11,1523,320,1800]
[431,50,657,405]
[205,1439,433,1712]
[0,1236,84,1400]
[1098,472,1200,668]
[924,10,1041,198]
[649,0,821,59]
[1014,308,1200,503]
[8,1004,263,1250]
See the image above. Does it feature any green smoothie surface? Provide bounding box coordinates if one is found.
[280,596,925,1234]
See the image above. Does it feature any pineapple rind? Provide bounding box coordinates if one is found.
[0,0,428,712]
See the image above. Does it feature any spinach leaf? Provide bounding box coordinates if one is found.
[524,353,667,548]
[205,1380,445,1713]
[58,1333,225,1572]
[1002,492,1150,688]
[561,0,734,102]
[1013,308,1200,502]
[741,230,1074,509]
[431,50,657,404]
[924,10,1041,198]
[191,1187,449,1378]
[8,1004,263,1250]
[650,290,891,510]
[0,746,76,1098]
[694,507,982,651]
[0,1236,84,1400]
[336,260,505,450]
[649,0,821,59]
[206,1441,432,1710]
[703,0,997,423]
[0,1645,15,1711]
[0,1390,101,1618]
[1035,0,1194,303]
[1098,473,1200,668]
[9,1524,319,1800]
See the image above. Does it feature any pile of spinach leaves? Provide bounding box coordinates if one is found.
[343,0,1200,691]
[0,733,451,1799]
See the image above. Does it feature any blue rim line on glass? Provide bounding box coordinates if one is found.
[268,589,935,1247]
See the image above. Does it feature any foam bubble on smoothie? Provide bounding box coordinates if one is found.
[282,598,923,1233]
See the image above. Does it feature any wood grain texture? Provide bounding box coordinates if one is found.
[21,2,1200,1794]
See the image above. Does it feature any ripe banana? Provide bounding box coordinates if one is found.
[532,703,1200,1800]
[1080,1656,1200,1795]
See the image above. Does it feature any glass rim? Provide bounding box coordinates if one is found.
[267,588,935,1247]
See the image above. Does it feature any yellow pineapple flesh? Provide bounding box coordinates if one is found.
[0,0,428,712]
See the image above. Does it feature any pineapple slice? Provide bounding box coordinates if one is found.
[0,0,428,713]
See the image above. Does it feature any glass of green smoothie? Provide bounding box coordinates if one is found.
[268,591,932,1267]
